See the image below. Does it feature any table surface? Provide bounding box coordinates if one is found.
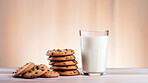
[0,68,148,83]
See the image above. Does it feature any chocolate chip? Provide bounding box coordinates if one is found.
[51,53,54,55]
[36,66,39,70]
[28,71,31,73]
[66,57,68,60]
[49,56,51,58]
[65,52,67,54]
[48,70,50,71]
[53,49,55,51]
[66,66,68,68]
[12,72,14,74]
[15,72,17,73]
[73,71,76,73]
[35,72,38,74]
[42,69,44,71]
[57,49,60,51]
[41,67,44,68]
[26,63,29,65]
[71,50,73,52]
[20,67,23,69]
[72,60,75,63]
[65,49,68,51]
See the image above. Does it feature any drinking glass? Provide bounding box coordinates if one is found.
[80,30,109,76]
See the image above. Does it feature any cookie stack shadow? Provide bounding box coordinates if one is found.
[46,49,80,76]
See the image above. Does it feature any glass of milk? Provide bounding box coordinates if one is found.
[80,30,109,76]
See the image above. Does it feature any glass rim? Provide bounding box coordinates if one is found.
[79,30,109,32]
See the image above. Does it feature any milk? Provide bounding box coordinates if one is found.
[80,36,108,72]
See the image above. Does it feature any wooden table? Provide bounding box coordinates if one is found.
[1,68,148,83]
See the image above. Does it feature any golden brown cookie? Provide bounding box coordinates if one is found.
[56,70,79,76]
[48,55,75,61]
[50,66,78,70]
[22,64,48,78]
[49,60,77,66]
[12,62,35,77]
[41,70,59,78]
[46,49,75,56]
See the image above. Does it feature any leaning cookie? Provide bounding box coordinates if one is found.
[41,70,59,78]
[12,62,35,77]
[22,64,48,78]
[48,55,75,61]
[56,70,79,76]
[46,49,75,56]
[49,60,77,66]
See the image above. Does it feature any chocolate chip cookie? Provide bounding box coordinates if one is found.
[50,66,78,70]
[49,60,77,66]
[12,62,35,77]
[46,49,75,56]
[22,64,48,78]
[41,70,59,78]
[56,70,79,76]
[48,55,75,61]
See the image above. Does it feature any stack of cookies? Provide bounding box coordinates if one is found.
[12,62,59,78]
[46,49,79,76]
